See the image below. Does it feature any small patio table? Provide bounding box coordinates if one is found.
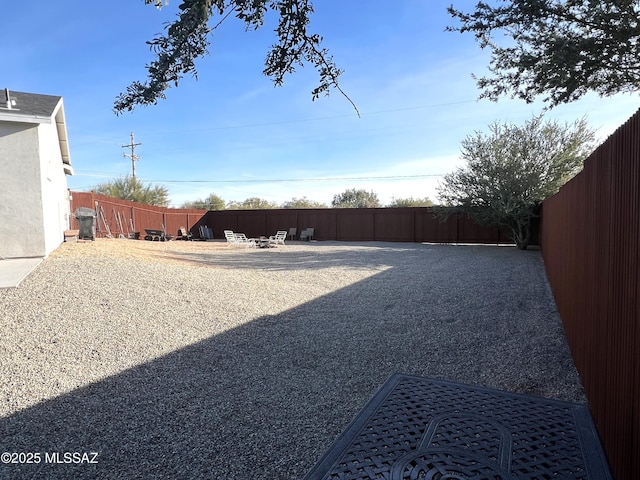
[304,373,612,480]
[254,236,274,248]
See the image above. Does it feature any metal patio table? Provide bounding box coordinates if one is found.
[304,373,611,480]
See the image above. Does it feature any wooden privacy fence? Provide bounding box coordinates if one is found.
[541,108,640,480]
[69,192,514,244]
[199,207,512,244]
[69,192,207,238]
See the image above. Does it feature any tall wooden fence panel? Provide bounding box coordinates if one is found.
[70,193,513,244]
[69,192,207,238]
[200,207,511,244]
[541,108,640,480]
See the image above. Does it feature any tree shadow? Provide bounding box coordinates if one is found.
[0,246,584,479]
[153,242,430,271]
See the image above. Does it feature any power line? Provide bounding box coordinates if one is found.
[71,99,478,146]
[144,173,446,184]
[156,100,476,134]
[72,172,446,183]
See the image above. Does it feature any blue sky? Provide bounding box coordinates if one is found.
[4,1,639,207]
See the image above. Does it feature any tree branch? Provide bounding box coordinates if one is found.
[116,0,357,115]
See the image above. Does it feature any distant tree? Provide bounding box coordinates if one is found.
[281,196,328,208]
[387,197,434,207]
[181,192,226,210]
[93,175,169,207]
[226,197,279,210]
[437,116,595,250]
[447,1,640,107]
[114,0,356,115]
[331,188,381,208]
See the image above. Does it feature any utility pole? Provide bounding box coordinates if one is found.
[122,132,141,178]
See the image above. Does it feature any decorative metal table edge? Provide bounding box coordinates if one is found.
[304,373,612,480]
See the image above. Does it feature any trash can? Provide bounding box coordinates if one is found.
[74,207,96,241]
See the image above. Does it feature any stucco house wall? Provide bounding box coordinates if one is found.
[38,116,72,256]
[0,90,73,259]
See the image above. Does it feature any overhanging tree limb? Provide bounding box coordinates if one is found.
[115,0,358,115]
[447,0,640,106]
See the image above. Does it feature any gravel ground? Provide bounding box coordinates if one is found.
[0,239,584,479]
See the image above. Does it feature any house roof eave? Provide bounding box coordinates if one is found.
[1,89,73,175]
[0,112,52,124]
[53,100,72,171]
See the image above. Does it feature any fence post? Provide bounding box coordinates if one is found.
[412,209,415,243]
[372,208,376,241]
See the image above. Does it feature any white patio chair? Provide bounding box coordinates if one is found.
[300,227,315,241]
[234,233,257,248]
[224,230,239,247]
[269,230,287,246]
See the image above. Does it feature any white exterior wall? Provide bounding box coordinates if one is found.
[37,119,71,256]
[0,123,46,258]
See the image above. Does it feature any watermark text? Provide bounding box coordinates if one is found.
[1,451,99,465]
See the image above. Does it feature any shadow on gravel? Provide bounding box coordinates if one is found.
[0,246,583,479]
[158,242,427,271]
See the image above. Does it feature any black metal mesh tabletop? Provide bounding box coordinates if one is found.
[304,374,611,480]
